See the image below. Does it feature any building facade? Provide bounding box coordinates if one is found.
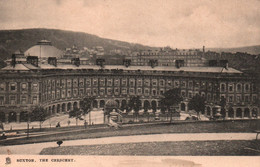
[0,42,259,123]
[0,62,259,123]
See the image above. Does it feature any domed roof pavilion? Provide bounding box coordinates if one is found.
[24,40,63,60]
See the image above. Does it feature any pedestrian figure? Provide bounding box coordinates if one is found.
[67,120,71,126]
[1,132,7,139]
[56,122,60,128]
[84,120,87,129]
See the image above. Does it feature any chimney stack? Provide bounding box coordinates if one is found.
[96,58,105,68]
[11,54,16,67]
[123,59,131,67]
[27,56,38,67]
[71,58,80,67]
[48,57,57,66]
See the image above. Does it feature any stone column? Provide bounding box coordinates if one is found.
[210,108,213,117]
[185,102,188,112]
[28,112,31,123]
[5,113,9,124]
[118,100,121,108]
[241,109,244,118]
[249,109,252,118]
[61,103,68,112]
[97,100,100,108]
[16,112,20,123]
[225,111,228,119]
[233,108,236,118]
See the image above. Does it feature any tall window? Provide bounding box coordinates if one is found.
[181,81,186,88]
[174,81,179,88]
[10,83,16,91]
[144,79,150,86]
[122,88,127,95]
[0,96,4,105]
[129,88,135,95]
[73,89,78,96]
[56,90,60,99]
[107,88,112,95]
[159,80,165,87]
[21,83,27,91]
[245,84,250,92]
[152,80,157,86]
[73,79,78,87]
[137,79,142,86]
[188,81,193,89]
[32,96,37,104]
[62,90,66,98]
[32,83,38,91]
[122,79,127,86]
[10,96,16,105]
[130,79,135,87]
[228,84,233,92]
[220,83,226,92]
[228,96,233,103]
[67,80,72,87]
[67,90,71,97]
[99,79,105,86]
[144,88,150,96]
[21,96,27,104]
[152,89,157,96]
[0,83,5,91]
[56,80,60,87]
[99,88,105,95]
[236,95,241,102]
[236,84,241,92]
[114,79,120,86]
[79,79,84,87]
[93,79,98,86]
[245,95,249,102]
[107,80,112,86]
[114,88,119,95]
[86,79,91,86]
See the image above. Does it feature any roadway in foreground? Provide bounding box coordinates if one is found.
[0,133,257,155]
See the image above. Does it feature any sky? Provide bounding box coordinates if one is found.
[0,0,259,48]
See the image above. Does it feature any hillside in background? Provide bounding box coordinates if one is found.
[0,28,259,72]
[206,45,260,55]
[0,28,153,62]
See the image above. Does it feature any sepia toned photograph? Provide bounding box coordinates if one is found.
[0,0,259,166]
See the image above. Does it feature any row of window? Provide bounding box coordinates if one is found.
[220,83,255,93]
[221,94,258,103]
[43,87,168,101]
[42,78,224,91]
[0,95,38,106]
[0,82,38,92]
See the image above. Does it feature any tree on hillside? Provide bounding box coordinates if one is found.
[80,96,96,125]
[188,94,206,120]
[30,106,47,130]
[160,88,183,122]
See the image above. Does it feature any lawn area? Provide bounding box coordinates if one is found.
[40,140,260,156]
[1,119,260,146]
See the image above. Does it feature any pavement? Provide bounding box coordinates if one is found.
[1,110,105,131]
[0,133,257,155]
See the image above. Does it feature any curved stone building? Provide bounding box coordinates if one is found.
[0,41,259,123]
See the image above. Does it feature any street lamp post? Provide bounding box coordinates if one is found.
[27,113,29,139]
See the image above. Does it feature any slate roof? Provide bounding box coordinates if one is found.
[0,64,242,74]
